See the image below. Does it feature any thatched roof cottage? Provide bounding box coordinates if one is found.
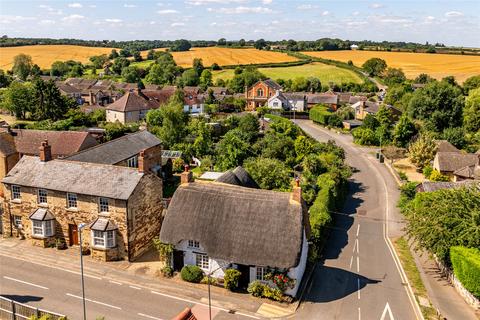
[160,167,309,297]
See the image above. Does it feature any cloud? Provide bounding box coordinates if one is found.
[61,14,84,22]
[68,3,83,8]
[207,6,273,14]
[38,5,63,15]
[352,11,360,16]
[186,0,247,5]
[370,3,384,9]
[0,15,36,23]
[157,9,179,14]
[124,4,137,8]
[322,10,330,16]
[39,19,55,25]
[171,22,185,26]
[89,5,97,8]
[445,11,463,17]
[105,18,123,23]
[379,17,411,23]
[297,4,318,10]
[262,0,273,4]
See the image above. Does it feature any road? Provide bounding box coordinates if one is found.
[0,254,256,320]
[294,120,421,320]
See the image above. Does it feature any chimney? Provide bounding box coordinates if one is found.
[180,164,194,184]
[138,150,147,173]
[89,91,94,105]
[39,140,52,162]
[292,177,302,203]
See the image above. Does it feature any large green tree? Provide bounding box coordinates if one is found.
[408,134,437,169]
[362,58,387,76]
[0,81,35,119]
[244,157,292,191]
[464,87,480,133]
[463,75,480,94]
[393,114,417,147]
[215,129,251,171]
[148,99,187,148]
[32,79,76,121]
[121,66,140,83]
[171,39,191,52]
[12,53,33,80]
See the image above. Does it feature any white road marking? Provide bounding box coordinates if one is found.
[357,278,361,299]
[356,224,360,237]
[352,238,357,253]
[3,276,49,290]
[138,313,164,320]
[151,290,228,312]
[129,285,141,290]
[355,238,360,254]
[358,307,361,320]
[66,293,121,310]
[109,280,123,285]
[357,256,360,273]
[380,302,395,320]
[235,312,261,319]
[349,256,353,269]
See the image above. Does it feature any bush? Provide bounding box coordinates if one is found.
[422,165,433,179]
[309,105,333,125]
[247,281,283,301]
[352,127,379,146]
[224,269,241,291]
[398,171,408,181]
[201,276,218,285]
[161,265,173,278]
[247,281,264,297]
[327,114,343,128]
[173,158,185,173]
[180,265,204,283]
[429,169,450,182]
[450,246,480,299]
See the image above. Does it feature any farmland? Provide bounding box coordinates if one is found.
[212,62,362,84]
[0,45,114,69]
[302,50,480,83]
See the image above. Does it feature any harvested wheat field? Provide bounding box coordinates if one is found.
[303,50,480,83]
[171,47,298,68]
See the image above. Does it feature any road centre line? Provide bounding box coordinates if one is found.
[109,280,123,285]
[138,313,164,320]
[129,285,141,290]
[356,224,360,237]
[66,293,122,310]
[3,276,49,290]
[349,256,353,269]
[357,256,360,273]
[357,278,361,299]
[358,307,361,320]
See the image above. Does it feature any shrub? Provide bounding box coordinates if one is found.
[224,269,241,291]
[450,246,480,299]
[309,105,333,125]
[172,158,185,173]
[327,114,343,128]
[200,276,218,285]
[161,265,174,278]
[180,265,204,283]
[429,169,450,182]
[422,165,433,179]
[247,281,283,301]
[398,171,408,181]
[352,127,379,145]
[247,280,264,297]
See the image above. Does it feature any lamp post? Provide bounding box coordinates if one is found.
[207,263,231,320]
[78,223,87,320]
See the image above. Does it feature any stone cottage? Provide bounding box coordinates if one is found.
[2,141,164,261]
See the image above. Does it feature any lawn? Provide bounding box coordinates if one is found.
[0,45,114,69]
[212,62,362,84]
[302,50,480,83]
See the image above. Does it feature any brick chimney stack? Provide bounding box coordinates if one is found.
[180,164,194,184]
[292,177,302,203]
[39,140,52,162]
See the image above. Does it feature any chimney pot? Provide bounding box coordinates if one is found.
[181,165,193,184]
[138,150,146,173]
[292,177,302,203]
[39,139,52,162]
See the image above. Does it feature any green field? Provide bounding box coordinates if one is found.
[212,62,362,84]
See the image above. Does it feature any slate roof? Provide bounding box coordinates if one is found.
[106,91,158,112]
[434,152,479,173]
[89,218,118,231]
[66,130,161,165]
[435,140,460,153]
[11,129,98,158]
[0,132,18,156]
[216,166,260,189]
[263,79,282,90]
[29,208,55,221]
[160,181,305,268]
[2,156,143,200]
[453,165,480,179]
[142,88,175,105]
[307,93,338,105]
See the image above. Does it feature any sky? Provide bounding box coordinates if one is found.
[0,0,479,47]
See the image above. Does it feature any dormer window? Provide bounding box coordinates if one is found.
[127,155,138,168]
[188,240,200,248]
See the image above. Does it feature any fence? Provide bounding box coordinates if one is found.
[0,297,65,320]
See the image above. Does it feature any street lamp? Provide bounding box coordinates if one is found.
[78,223,87,320]
[206,262,231,320]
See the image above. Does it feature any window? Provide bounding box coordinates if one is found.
[13,215,22,228]
[31,220,54,237]
[273,102,278,108]
[11,185,21,200]
[188,240,200,248]
[127,155,138,168]
[99,198,109,213]
[67,193,77,208]
[92,230,116,248]
[37,189,48,204]
[256,267,266,281]
[195,254,209,269]
[257,88,264,97]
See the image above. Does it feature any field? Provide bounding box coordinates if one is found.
[212,62,362,84]
[0,45,114,69]
[302,50,480,83]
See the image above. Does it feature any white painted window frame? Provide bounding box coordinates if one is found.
[188,240,200,248]
[11,185,21,200]
[31,220,54,237]
[98,197,109,213]
[195,253,209,269]
[67,193,78,208]
[37,189,48,204]
[92,230,116,249]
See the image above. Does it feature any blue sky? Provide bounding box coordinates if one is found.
[0,0,479,46]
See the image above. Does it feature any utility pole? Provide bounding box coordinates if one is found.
[78,223,87,320]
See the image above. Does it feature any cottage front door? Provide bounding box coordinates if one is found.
[172,250,184,271]
[68,224,79,246]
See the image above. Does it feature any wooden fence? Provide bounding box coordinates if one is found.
[0,296,65,320]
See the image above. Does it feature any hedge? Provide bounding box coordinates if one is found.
[309,105,333,125]
[180,265,204,283]
[309,174,335,243]
[450,246,480,299]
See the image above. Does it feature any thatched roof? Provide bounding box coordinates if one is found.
[416,180,480,192]
[216,166,259,189]
[160,181,305,269]
[435,140,460,153]
[434,152,478,173]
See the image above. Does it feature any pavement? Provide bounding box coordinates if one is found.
[294,120,479,320]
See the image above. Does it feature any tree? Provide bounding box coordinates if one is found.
[442,127,466,149]
[464,87,480,133]
[244,157,292,191]
[239,39,246,47]
[414,73,434,84]
[253,132,295,163]
[151,99,187,148]
[171,39,191,52]
[119,48,131,57]
[215,129,251,171]
[384,67,406,86]
[133,50,142,62]
[12,53,33,80]
[407,80,464,132]
[112,57,130,75]
[0,69,12,88]
[179,69,199,86]
[187,118,213,157]
[238,113,259,141]
[307,77,321,93]
[363,114,379,130]
[254,39,267,50]
[0,81,35,119]
[362,58,387,77]
[30,64,41,77]
[384,84,412,110]
[228,66,266,93]
[121,66,140,83]
[89,54,109,69]
[408,134,437,169]
[463,75,480,94]
[109,49,119,59]
[192,58,204,77]
[217,38,227,46]
[199,69,212,88]
[32,79,76,121]
[393,114,416,147]
[375,105,394,127]
[147,49,155,60]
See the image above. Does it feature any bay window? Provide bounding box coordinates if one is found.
[92,230,116,249]
[31,220,54,237]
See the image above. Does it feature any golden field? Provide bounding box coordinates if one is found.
[302,50,480,83]
[0,45,115,69]
[170,47,298,68]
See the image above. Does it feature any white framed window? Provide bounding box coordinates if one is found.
[273,102,278,107]
[11,185,21,200]
[127,155,138,168]
[67,193,77,208]
[92,230,116,248]
[195,253,209,269]
[256,267,266,281]
[31,220,54,237]
[188,240,200,248]
[257,88,264,97]
[37,189,48,204]
[13,215,22,228]
[98,197,109,213]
